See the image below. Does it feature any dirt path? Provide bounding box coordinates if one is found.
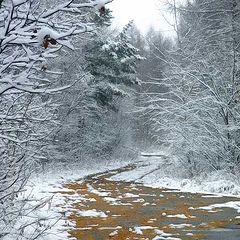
[56,164,240,240]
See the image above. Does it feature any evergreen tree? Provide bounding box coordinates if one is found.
[85,21,143,110]
[51,13,143,162]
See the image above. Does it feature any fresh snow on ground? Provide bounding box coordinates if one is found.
[4,159,132,240]
[131,226,156,235]
[166,214,189,219]
[77,209,107,218]
[110,150,240,197]
[154,229,172,237]
[198,201,240,212]
[87,184,111,197]
[109,229,118,236]
[168,223,193,229]
[6,148,240,239]
[124,193,139,198]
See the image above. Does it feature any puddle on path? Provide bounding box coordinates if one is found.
[56,165,240,240]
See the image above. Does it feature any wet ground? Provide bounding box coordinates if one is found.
[56,164,240,240]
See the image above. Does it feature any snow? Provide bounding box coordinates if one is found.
[155,229,172,237]
[198,201,240,212]
[104,197,119,202]
[12,0,26,5]
[131,226,156,235]
[109,230,118,236]
[166,214,189,219]
[166,213,196,219]
[110,152,240,197]
[168,223,193,229]
[37,27,60,46]
[6,150,240,239]
[124,193,139,198]
[94,0,107,9]
[77,209,107,218]
[153,237,181,240]
[3,159,132,240]
[87,184,111,197]
[133,198,145,203]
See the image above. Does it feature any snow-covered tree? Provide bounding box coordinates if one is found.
[85,21,142,110]
[131,28,173,149]
[147,0,240,174]
[0,0,112,238]
[51,17,143,162]
[83,21,143,156]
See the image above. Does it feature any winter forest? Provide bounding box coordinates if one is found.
[1,0,240,239]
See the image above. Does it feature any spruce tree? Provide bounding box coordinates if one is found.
[85,20,143,110]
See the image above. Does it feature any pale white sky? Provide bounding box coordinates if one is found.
[108,0,175,34]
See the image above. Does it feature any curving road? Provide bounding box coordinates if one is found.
[56,164,240,240]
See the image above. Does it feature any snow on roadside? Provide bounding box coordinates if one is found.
[5,149,240,239]
[110,153,240,197]
[197,201,240,212]
[4,159,132,240]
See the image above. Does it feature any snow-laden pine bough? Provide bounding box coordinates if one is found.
[0,0,112,239]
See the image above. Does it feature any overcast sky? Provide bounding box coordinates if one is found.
[108,0,175,35]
